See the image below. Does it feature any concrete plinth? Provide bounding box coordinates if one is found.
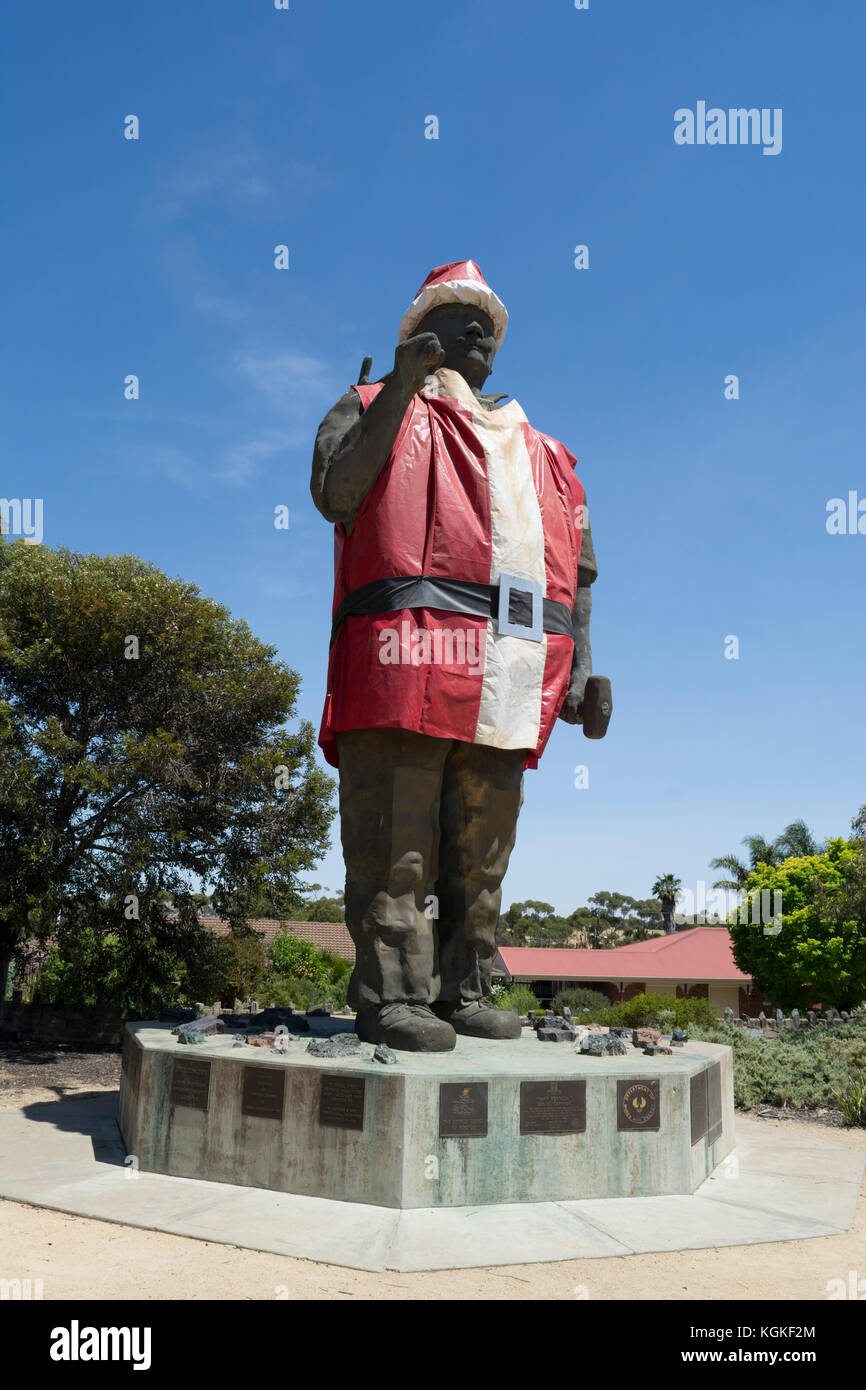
[119,1022,734,1208]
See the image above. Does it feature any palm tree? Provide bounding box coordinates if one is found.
[712,820,821,890]
[774,819,820,859]
[709,853,749,892]
[741,834,780,869]
[652,874,682,935]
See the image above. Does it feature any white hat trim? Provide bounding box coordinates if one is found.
[398,277,508,348]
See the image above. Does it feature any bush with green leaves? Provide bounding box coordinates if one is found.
[34,900,226,1017]
[258,972,348,1012]
[562,992,718,1030]
[259,935,351,1011]
[834,1073,866,1127]
[553,987,611,1016]
[269,933,327,983]
[728,839,866,1010]
[215,931,267,1005]
[690,1018,866,1114]
[490,985,538,1014]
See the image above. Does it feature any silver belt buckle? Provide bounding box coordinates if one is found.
[496,573,544,642]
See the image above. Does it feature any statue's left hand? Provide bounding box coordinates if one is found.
[558,674,588,725]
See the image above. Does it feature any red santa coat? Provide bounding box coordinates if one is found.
[319,368,584,769]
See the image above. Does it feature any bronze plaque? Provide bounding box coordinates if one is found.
[690,1069,708,1145]
[520,1079,586,1135]
[707,1062,723,1144]
[319,1074,366,1130]
[242,1066,285,1121]
[122,1033,141,1095]
[439,1082,488,1138]
[170,1058,211,1111]
[617,1079,660,1132]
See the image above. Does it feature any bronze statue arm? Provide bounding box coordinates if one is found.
[558,581,593,724]
[311,333,445,525]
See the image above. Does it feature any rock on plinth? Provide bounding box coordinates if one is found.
[173,1014,225,1039]
[306,1033,363,1059]
[538,1026,575,1042]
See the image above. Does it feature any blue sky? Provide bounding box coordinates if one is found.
[3,0,864,914]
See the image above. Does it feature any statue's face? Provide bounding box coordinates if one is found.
[415,301,497,389]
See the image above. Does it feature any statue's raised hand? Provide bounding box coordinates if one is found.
[394,332,446,395]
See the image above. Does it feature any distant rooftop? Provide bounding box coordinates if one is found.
[497,927,748,982]
[199,917,355,964]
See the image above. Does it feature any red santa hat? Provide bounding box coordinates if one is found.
[398,260,508,349]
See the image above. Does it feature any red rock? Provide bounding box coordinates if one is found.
[632,1027,661,1047]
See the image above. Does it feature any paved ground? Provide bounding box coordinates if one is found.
[1,1079,864,1298]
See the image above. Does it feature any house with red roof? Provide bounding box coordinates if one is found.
[199,917,355,964]
[495,926,769,1016]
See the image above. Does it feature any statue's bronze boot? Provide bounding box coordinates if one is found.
[434,998,522,1039]
[356,1002,457,1052]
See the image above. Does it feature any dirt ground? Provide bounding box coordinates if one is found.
[1,1049,865,1301]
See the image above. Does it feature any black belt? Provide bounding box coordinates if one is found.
[330,574,574,648]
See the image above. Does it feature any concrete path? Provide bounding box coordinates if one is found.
[0,1093,862,1272]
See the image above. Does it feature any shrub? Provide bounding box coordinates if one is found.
[269,933,326,983]
[261,936,353,1012]
[690,1018,866,1111]
[256,972,295,1008]
[553,988,610,1016]
[215,932,267,1005]
[490,986,538,1014]
[559,992,720,1030]
[34,909,225,1017]
[257,970,348,1012]
[834,1073,866,1127]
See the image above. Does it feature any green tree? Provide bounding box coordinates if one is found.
[621,897,664,941]
[0,539,335,1011]
[35,895,226,1016]
[270,932,326,982]
[711,821,822,890]
[585,891,632,947]
[215,930,267,1005]
[775,818,821,859]
[288,884,345,922]
[651,874,682,935]
[728,839,866,1010]
[496,900,571,946]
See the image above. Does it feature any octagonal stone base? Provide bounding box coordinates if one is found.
[119,1022,734,1209]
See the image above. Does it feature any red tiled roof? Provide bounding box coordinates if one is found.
[199,918,355,964]
[496,927,749,982]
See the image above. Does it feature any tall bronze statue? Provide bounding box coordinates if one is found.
[311,261,611,1051]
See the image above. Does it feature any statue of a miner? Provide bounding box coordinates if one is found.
[311,261,611,1052]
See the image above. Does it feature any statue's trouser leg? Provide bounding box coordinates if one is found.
[337,728,449,1009]
[435,741,526,1003]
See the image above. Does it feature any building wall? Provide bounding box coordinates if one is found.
[512,973,746,1016]
[711,984,740,1015]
